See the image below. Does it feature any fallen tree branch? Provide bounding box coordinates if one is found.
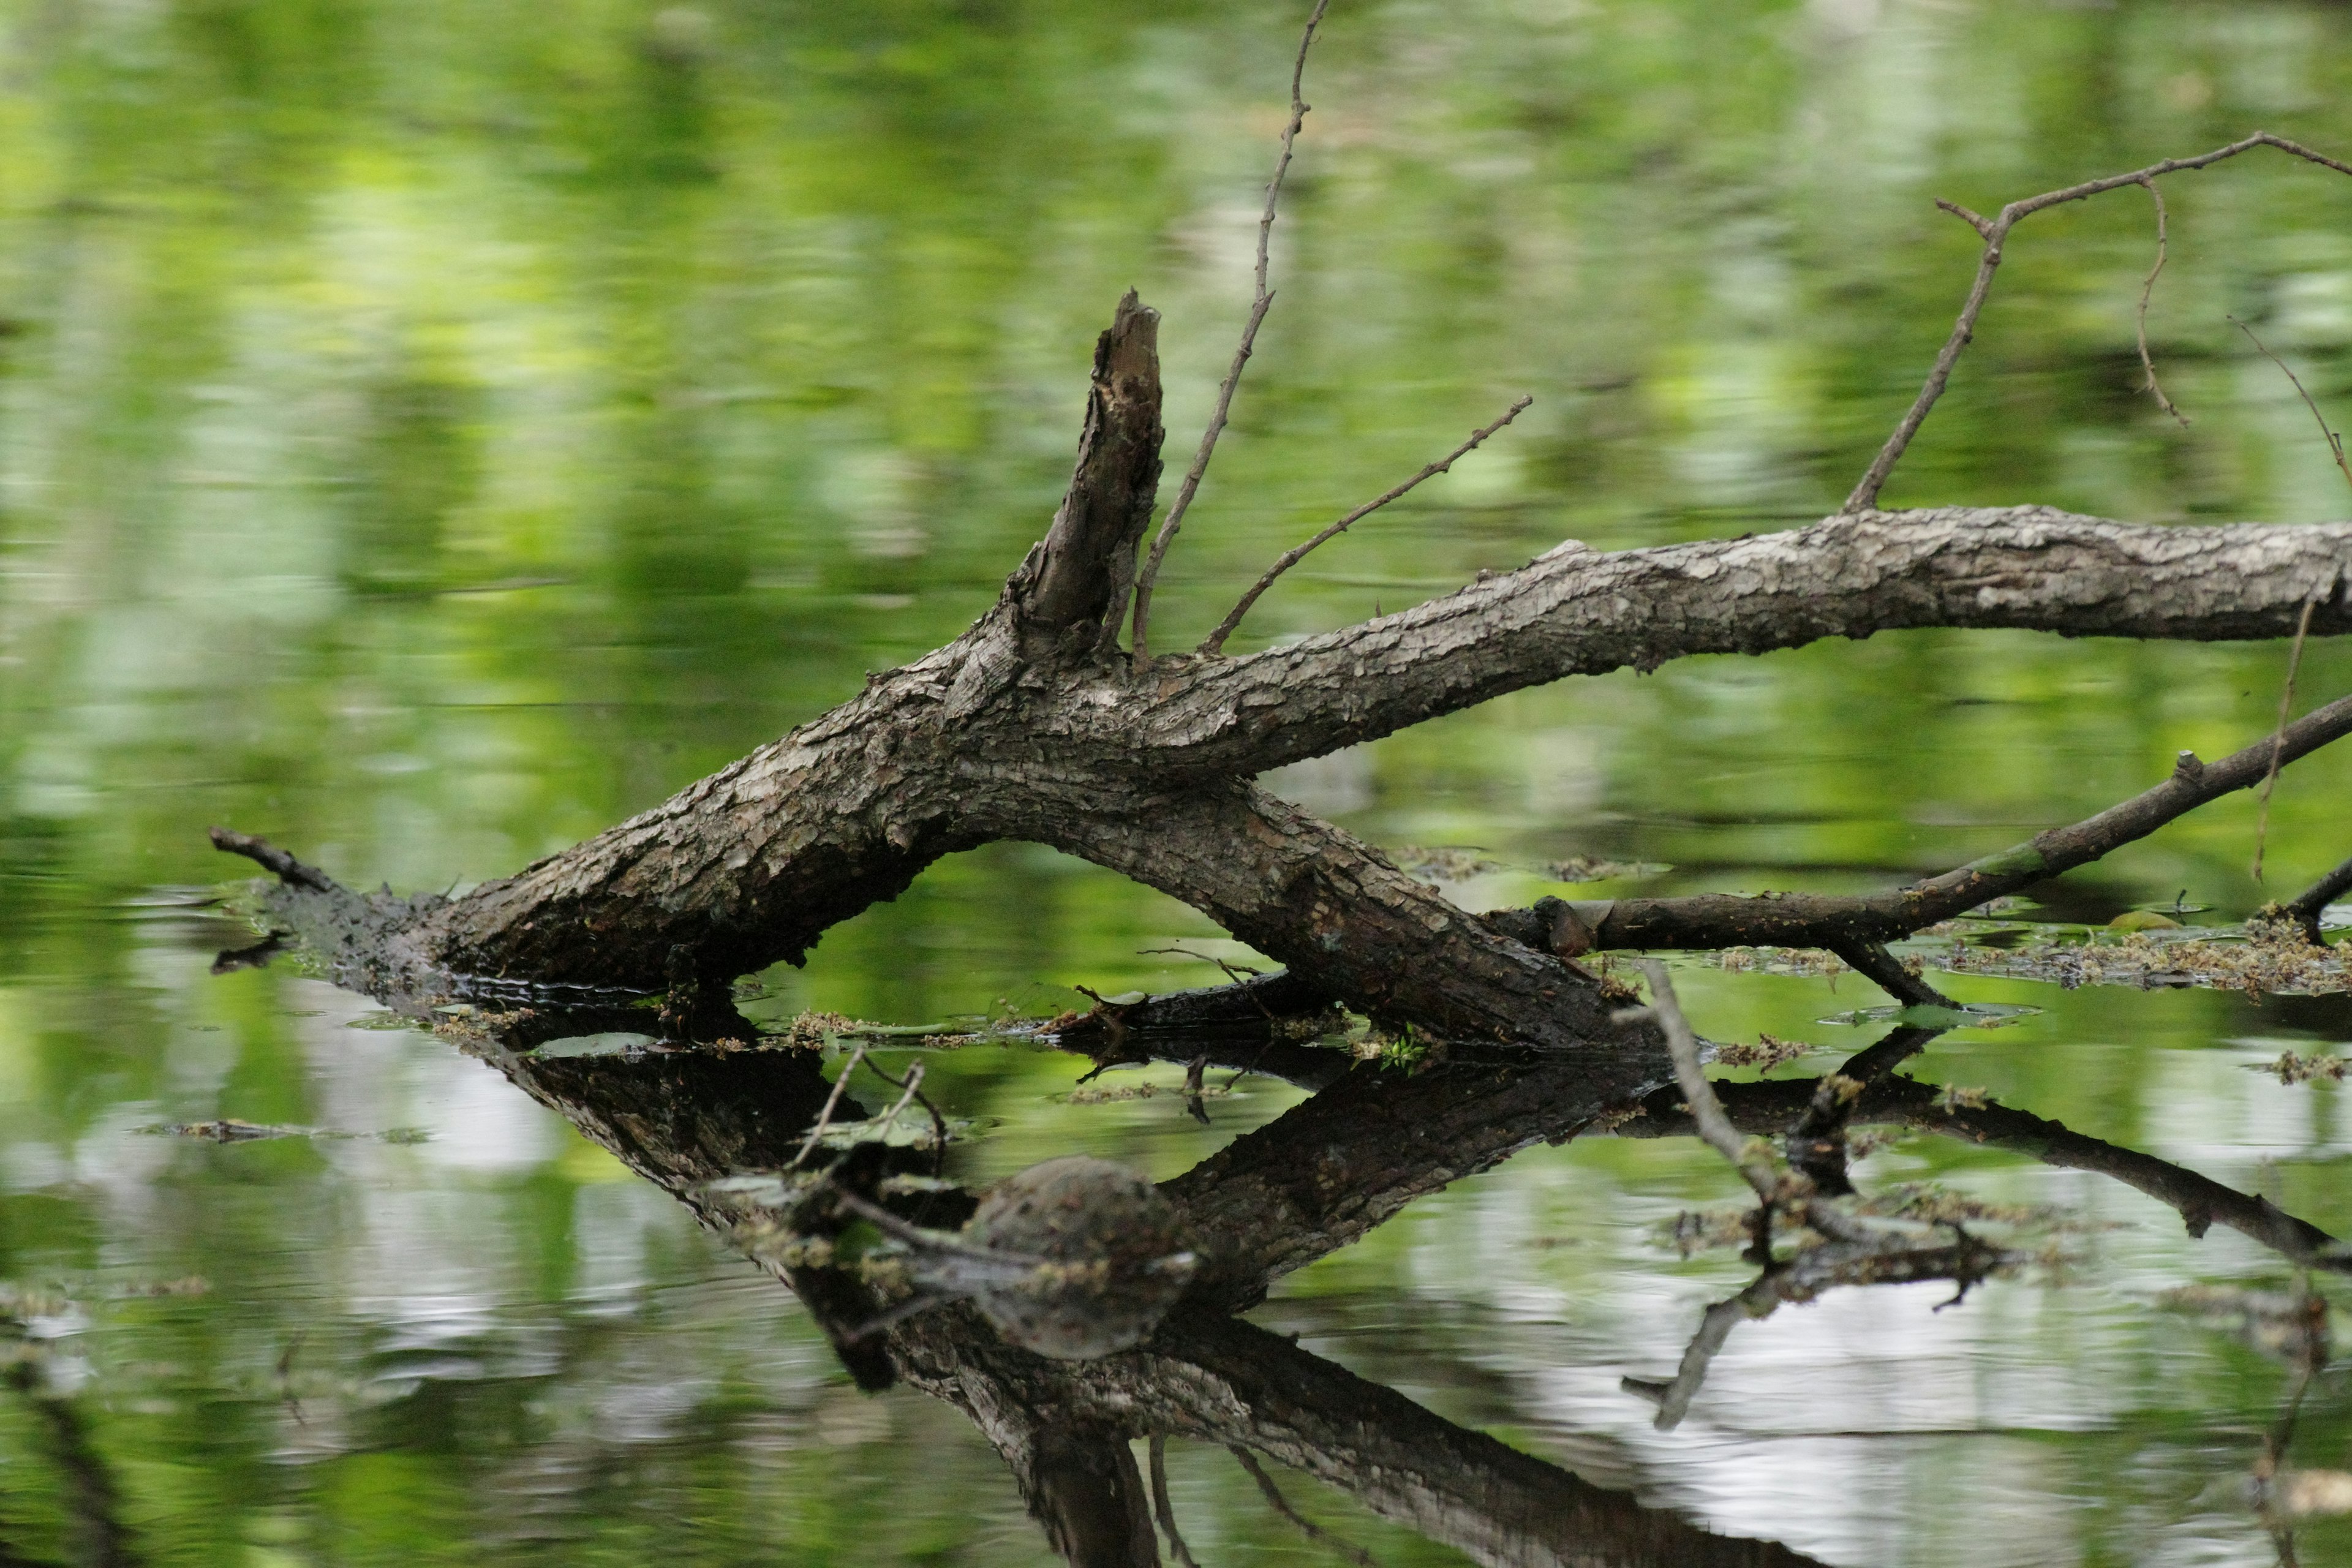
[1196,393,1532,656]
[2281,853,2352,945]
[1581,690,2352,954]
[1845,132,2352,511]
[1129,0,1330,663]
[1133,507,2350,778]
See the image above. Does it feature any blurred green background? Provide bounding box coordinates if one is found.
[5,0,2352,1562]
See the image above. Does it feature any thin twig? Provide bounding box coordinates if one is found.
[2230,315,2352,492]
[2134,177,2190,425]
[1199,395,1531,656]
[788,1043,867,1169]
[1229,1446,1377,1568]
[1129,0,1331,662]
[2252,600,2317,881]
[1845,132,2352,512]
[1150,1435,1203,1568]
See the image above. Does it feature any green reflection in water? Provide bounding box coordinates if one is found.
[3,0,2352,1562]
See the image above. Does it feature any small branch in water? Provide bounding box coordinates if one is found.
[1845,133,2352,511]
[2252,601,2318,882]
[2282,853,2352,945]
[1829,938,1955,1009]
[207,827,341,894]
[1199,395,1532,656]
[1581,691,2352,953]
[1230,1446,1378,1568]
[1129,0,1331,662]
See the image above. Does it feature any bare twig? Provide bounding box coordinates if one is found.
[1845,132,2352,512]
[788,1044,867,1170]
[1230,1446,1378,1568]
[1129,0,1332,662]
[2252,601,2317,881]
[2134,178,2190,425]
[1198,395,1532,656]
[2230,315,2352,492]
[1150,1435,1203,1568]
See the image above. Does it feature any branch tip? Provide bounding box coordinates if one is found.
[1197,394,1532,657]
[206,827,341,894]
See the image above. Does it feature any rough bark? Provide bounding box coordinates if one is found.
[214,290,2352,1063]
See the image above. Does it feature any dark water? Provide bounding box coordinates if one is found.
[6,0,2352,1562]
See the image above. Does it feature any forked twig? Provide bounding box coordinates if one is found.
[1129,0,1332,662]
[2252,600,2318,882]
[1198,395,1531,656]
[1845,132,2352,513]
[2230,315,2352,492]
[2134,178,2190,426]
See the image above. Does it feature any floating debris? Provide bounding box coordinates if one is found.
[1547,856,1672,883]
[1063,1081,1232,1106]
[138,1120,429,1145]
[1394,846,1502,881]
[1937,927,2348,996]
[2264,1051,2347,1084]
[1711,1033,1811,1072]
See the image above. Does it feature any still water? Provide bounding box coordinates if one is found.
[6,0,2352,1562]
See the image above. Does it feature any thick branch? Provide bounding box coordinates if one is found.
[1019,290,1166,654]
[1021,780,1644,1054]
[1127,507,2350,777]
